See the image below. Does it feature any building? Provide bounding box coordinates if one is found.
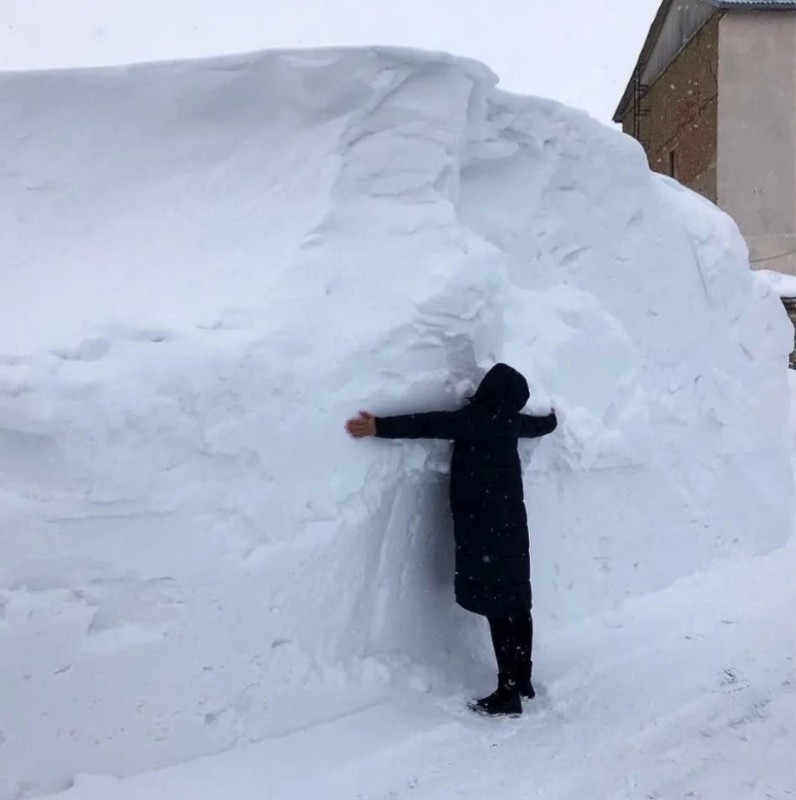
[614,0,796,274]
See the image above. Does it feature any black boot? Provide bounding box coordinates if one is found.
[517,669,535,700]
[470,616,523,717]
[515,614,535,700]
[470,675,522,717]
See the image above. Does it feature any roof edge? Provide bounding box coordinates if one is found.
[613,0,796,123]
[613,0,676,123]
[708,0,796,8]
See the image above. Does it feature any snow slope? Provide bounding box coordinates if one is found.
[0,47,793,798]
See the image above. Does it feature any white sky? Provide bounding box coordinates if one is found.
[0,0,661,122]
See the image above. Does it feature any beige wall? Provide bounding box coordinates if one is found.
[718,12,796,274]
[622,15,719,203]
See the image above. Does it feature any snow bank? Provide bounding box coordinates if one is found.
[755,268,796,299]
[0,47,792,797]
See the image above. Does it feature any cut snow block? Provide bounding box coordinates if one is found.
[0,47,792,797]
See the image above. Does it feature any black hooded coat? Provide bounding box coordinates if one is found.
[374,364,557,618]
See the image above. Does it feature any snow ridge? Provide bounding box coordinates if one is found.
[0,47,792,798]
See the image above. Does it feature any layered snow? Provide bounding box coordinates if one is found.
[0,47,793,798]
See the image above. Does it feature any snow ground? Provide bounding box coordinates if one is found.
[1,46,794,799]
[44,538,796,800]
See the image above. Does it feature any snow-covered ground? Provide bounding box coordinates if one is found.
[1,47,794,799]
[40,537,796,800]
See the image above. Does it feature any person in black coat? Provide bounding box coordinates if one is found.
[346,363,557,716]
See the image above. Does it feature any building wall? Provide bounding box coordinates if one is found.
[622,14,719,203]
[718,12,796,275]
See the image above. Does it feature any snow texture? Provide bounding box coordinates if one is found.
[36,538,796,800]
[755,268,796,299]
[0,47,793,798]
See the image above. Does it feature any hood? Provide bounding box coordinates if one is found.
[472,363,530,412]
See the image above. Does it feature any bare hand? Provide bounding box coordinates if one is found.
[346,411,376,439]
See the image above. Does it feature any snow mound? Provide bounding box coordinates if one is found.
[0,47,792,798]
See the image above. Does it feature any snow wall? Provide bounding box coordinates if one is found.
[0,48,793,797]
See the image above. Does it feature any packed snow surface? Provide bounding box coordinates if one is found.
[0,47,793,798]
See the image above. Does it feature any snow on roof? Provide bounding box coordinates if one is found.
[709,0,796,7]
[754,269,796,298]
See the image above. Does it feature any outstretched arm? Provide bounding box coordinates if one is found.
[518,411,557,439]
[375,410,463,440]
[346,410,463,440]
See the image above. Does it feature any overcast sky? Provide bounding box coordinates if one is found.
[0,0,661,122]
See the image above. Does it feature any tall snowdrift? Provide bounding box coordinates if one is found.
[0,48,792,797]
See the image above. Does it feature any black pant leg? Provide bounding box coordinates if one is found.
[487,616,519,686]
[513,613,533,682]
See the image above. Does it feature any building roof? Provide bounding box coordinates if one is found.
[709,0,796,6]
[613,0,796,122]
